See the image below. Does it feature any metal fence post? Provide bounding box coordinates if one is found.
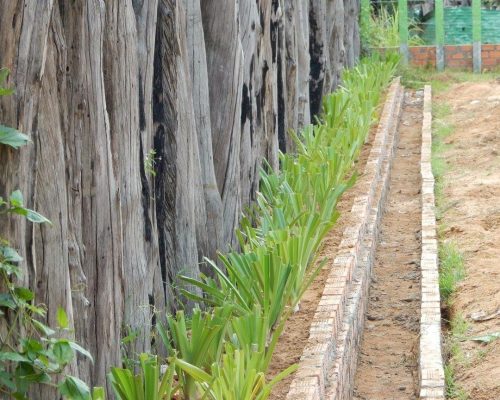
[435,0,445,70]
[472,0,482,72]
[399,0,409,63]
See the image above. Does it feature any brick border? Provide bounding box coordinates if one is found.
[285,78,404,400]
[419,86,445,400]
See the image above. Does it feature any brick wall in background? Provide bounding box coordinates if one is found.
[444,45,473,69]
[409,46,437,67]
[375,44,500,70]
[481,44,500,68]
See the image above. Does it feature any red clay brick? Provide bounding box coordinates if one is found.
[483,58,496,66]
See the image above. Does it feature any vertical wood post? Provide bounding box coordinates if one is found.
[435,0,445,71]
[472,0,482,72]
[399,0,409,63]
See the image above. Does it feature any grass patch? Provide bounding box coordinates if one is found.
[444,313,471,400]
[431,100,453,220]
[439,242,466,303]
[445,363,469,400]
[450,313,469,340]
[430,98,465,303]
[399,66,500,92]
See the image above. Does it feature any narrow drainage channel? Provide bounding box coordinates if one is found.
[353,90,423,400]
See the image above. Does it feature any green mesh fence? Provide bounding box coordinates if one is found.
[423,7,500,45]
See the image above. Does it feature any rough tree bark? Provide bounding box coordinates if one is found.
[185,0,224,266]
[328,0,347,90]
[284,0,311,139]
[0,0,361,394]
[344,0,360,68]
[201,0,244,247]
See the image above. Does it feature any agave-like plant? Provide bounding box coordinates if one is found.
[163,55,399,400]
[158,305,232,399]
[107,353,177,400]
[174,344,297,400]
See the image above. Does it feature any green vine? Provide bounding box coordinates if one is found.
[0,68,93,399]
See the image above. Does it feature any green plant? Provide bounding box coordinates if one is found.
[174,344,296,400]
[108,353,177,400]
[430,100,455,221]
[444,363,468,400]
[149,57,398,399]
[0,209,93,398]
[159,306,232,399]
[439,242,466,302]
[0,68,29,149]
[363,7,424,49]
[144,149,157,177]
[0,67,93,400]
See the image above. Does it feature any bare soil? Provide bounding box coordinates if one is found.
[353,91,423,400]
[268,113,381,400]
[436,81,500,400]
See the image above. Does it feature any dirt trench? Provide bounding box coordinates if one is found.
[353,91,423,400]
[268,109,381,400]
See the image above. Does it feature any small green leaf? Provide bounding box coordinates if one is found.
[59,376,91,400]
[69,342,93,363]
[14,287,34,301]
[0,293,16,309]
[0,87,14,96]
[6,204,51,225]
[0,125,30,149]
[0,352,30,362]
[21,338,44,353]
[0,261,21,277]
[25,302,46,317]
[92,387,106,400]
[57,307,69,329]
[52,341,74,364]
[9,190,24,207]
[26,209,51,225]
[0,370,17,391]
[0,67,10,85]
[8,207,28,217]
[32,320,56,337]
[0,245,23,263]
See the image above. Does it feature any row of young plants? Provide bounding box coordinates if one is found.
[144,55,400,400]
[0,55,398,399]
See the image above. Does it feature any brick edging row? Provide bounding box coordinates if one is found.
[285,78,404,400]
[419,86,445,400]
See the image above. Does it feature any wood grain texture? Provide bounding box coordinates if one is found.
[0,0,360,393]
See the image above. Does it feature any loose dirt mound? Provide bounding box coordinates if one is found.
[436,81,500,400]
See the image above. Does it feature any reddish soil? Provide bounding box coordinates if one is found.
[436,81,500,400]
[353,91,423,399]
[268,113,381,400]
